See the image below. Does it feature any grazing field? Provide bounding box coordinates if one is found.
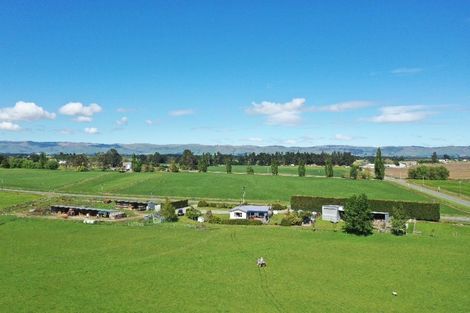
[410,179,470,199]
[1,169,428,203]
[0,216,469,312]
[207,165,350,177]
[0,191,41,209]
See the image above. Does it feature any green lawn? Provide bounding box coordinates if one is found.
[410,179,470,199]
[0,191,41,209]
[0,216,468,312]
[208,165,350,177]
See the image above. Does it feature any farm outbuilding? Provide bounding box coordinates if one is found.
[115,200,148,211]
[321,205,343,223]
[50,205,126,218]
[229,205,271,222]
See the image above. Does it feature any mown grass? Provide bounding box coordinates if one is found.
[0,191,42,209]
[0,216,468,312]
[207,164,350,177]
[1,169,428,203]
[410,179,470,199]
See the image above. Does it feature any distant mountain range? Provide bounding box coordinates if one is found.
[0,141,469,157]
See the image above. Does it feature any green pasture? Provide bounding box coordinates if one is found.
[207,164,349,177]
[0,191,41,209]
[410,179,470,199]
[0,216,468,312]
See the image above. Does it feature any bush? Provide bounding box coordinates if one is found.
[198,200,209,207]
[391,206,407,236]
[291,195,439,221]
[270,203,287,211]
[343,194,373,236]
[186,207,202,220]
[207,215,222,224]
[280,212,303,226]
[161,198,178,222]
[408,165,449,180]
[45,160,59,170]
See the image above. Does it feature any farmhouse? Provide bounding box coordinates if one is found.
[229,205,271,222]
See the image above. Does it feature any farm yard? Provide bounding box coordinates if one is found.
[0,216,469,313]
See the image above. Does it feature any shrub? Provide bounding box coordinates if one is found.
[290,195,439,221]
[270,203,287,211]
[391,206,407,236]
[408,165,449,180]
[280,212,303,226]
[45,160,59,170]
[198,200,209,207]
[207,215,222,224]
[186,207,202,220]
[161,198,178,222]
[343,194,373,236]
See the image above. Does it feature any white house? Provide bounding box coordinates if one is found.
[122,161,132,171]
[321,205,343,223]
[229,205,271,222]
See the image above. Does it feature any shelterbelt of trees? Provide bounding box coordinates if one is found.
[0,149,357,172]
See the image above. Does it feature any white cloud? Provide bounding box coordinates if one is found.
[116,116,128,126]
[84,127,99,134]
[390,67,423,75]
[370,105,432,123]
[117,107,134,113]
[334,134,353,141]
[247,98,305,126]
[145,119,153,125]
[0,101,56,121]
[169,109,194,117]
[59,102,102,117]
[0,121,21,131]
[58,128,74,135]
[319,101,372,112]
[74,116,92,123]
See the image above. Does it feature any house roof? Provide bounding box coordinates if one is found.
[230,205,271,213]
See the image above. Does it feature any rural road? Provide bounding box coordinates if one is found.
[385,176,470,208]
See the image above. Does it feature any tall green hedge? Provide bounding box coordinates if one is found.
[291,195,440,221]
[169,199,189,209]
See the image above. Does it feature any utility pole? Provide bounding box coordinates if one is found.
[242,186,246,204]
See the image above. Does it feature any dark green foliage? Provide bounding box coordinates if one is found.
[38,152,47,169]
[186,207,202,220]
[298,160,306,177]
[1,158,10,168]
[45,160,59,170]
[324,158,334,177]
[168,199,189,209]
[197,200,209,207]
[198,158,208,172]
[343,194,373,236]
[290,195,440,221]
[131,154,142,172]
[271,159,279,175]
[431,152,438,163]
[181,149,197,170]
[246,165,254,175]
[161,198,178,222]
[217,219,263,225]
[374,148,385,180]
[270,203,287,211]
[391,206,407,236]
[349,165,359,179]
[225,158,232,174]
[408,165,449,180]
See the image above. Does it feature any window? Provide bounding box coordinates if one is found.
[235,212,243,217]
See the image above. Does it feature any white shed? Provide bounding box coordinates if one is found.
[321,205,343,223]
[229,205,271,222]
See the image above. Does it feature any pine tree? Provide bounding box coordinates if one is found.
[271,159,279,175]
[225,158,232,174]
[349,165,359,179]
[198,157,208,172]
[431,152,438,163]
[161,198,177,222]
[374,147,385,180]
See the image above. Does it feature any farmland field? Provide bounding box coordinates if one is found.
[386,162,470,180]
[207,165,350,177]
[410,179,470,199]
[0,216,469,312]
[0,191,41,209]
[1,169,428,202]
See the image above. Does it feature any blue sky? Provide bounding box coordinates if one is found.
[0,0,469,146]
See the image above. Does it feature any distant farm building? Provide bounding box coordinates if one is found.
[115,200,149,211]
[229,205,271,222]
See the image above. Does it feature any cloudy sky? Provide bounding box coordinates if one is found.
[0,1,469,146]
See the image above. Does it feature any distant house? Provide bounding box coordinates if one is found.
[122,162,132,171]
[229,205,271,222]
